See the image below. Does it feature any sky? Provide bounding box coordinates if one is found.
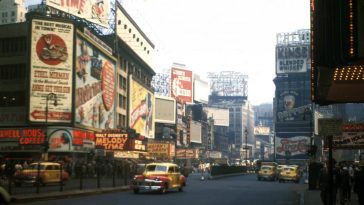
[121,0,311,105]
[27,0,311,105]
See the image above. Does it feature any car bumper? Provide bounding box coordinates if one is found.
[132,179,164,191]
[258,175,275,180]
[279,176,298,181]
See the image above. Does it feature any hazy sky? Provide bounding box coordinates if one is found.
[121,0,311,105]
[27,0,311,105]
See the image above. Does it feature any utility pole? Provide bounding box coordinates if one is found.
[244,128,248,164]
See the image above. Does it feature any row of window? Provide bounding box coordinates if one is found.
[0,37,27,56]
[118,20,151,55]
[1,11,16,17]
[0,91,25,107]
[0,64,25,80]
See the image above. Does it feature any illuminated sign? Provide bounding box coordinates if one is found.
[95,133,128,150]
[0,128,45,145]
[73,129,95,145]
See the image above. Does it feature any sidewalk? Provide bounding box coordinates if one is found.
[11,186,130,203]
[302,189,360,205]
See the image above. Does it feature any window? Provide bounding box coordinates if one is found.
[0,91,25,107]
[11,11,15,16]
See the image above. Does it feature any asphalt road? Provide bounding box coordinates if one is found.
[16,173,306,205]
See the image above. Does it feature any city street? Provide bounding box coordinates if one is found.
[16,173,306,205]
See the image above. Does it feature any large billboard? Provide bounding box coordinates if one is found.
[129,76,155,138]
[29,18,74,123]
[275,133,309,160]
[190,121,202,143]
[276,30,310,74]
[193,75,209,103]
[276,90,311,122]
[75,31,116,130]
[45,0,110,28]
[171,66,193,103]
[155,96,176,124]
[205,107,229,126]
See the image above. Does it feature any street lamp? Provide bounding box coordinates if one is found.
[43,92,58,160]
[244,128,248,165]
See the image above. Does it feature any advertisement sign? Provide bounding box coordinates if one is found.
[193,75,209,104]
[277,89,311,122]
[45,0,110,28]
[155,96,176,124]
[72,129,95,146]
[129,76,154,138]
[331,123,364,149]
[95,133,128,150]
[176,148,196,159]
[205,107,229,126]
[48,128,73,151]
[276,45,309,74]
[275,134,309,160]
[29,18,74,123]
[0,128,45,145]
[75,32,116,130]
[171,67,193,103]
[152,73,170,97]
[190,121,202,143]
[147,142,174,159]
[254,126,270,135]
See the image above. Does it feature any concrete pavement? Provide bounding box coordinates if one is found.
[301,189,360,205]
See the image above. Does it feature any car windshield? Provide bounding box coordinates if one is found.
[28,164,45,170]
[284,168,295,171]
[261,166,271,170]
[146,165,167,172]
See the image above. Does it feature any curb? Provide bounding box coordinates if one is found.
[11,186,131,203]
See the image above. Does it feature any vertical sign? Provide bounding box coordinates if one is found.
[129,76,155,138]
[29,18,74,123]
[171,67,193,103]
[74,32,116,130]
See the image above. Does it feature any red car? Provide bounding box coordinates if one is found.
[131,162,186,194]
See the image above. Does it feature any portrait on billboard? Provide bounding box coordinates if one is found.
[129,76,155,138]
[75,32,116,130]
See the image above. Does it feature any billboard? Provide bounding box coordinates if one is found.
[205,107,229,126]
[155,96,176,124]
[29,18,74,123]
[276,45,309,74]
[171,66,193,103]
[75,31,116,130]
[95,133,128,150]
[147,142,174,159]
[190,121,202,143]
[129,76,155,138]
[276,89,311,122]
[275,133,309,160]
[193,75,208,103]
[45,0,110,28]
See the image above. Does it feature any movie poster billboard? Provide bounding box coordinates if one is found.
[129,76,155,138]
[29,18,74,123]
[45,0,110,28]
[75,31,116,130]
[171,67,193,103]
[275,133,309,160]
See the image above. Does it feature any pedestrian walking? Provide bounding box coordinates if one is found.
[338,165,350,205]
[319,159,338,205]
[354,165,364,205]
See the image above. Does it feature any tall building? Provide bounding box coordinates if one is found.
[0,0,27,25]
[273,29,312,162]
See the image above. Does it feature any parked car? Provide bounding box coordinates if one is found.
[257,165,277,181]
[278,166,301,183]
[277,165,287,175]
[131,162,186,194]
[13,162,69,187]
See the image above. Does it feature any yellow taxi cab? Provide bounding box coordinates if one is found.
[257,165,277,181]
[278,166,300,183]
[131,162,186,194]
[14,162,69,186]
[277,165,287,175]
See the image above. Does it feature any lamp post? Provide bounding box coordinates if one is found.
[43,92,58,160]
[244,128,248,165]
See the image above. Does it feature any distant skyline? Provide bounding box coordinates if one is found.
[26,0,311,105]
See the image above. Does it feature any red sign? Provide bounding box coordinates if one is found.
[101,61,115,111]
[0,128,45,145]
[171,67,193,103]
[73,129,95,145]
